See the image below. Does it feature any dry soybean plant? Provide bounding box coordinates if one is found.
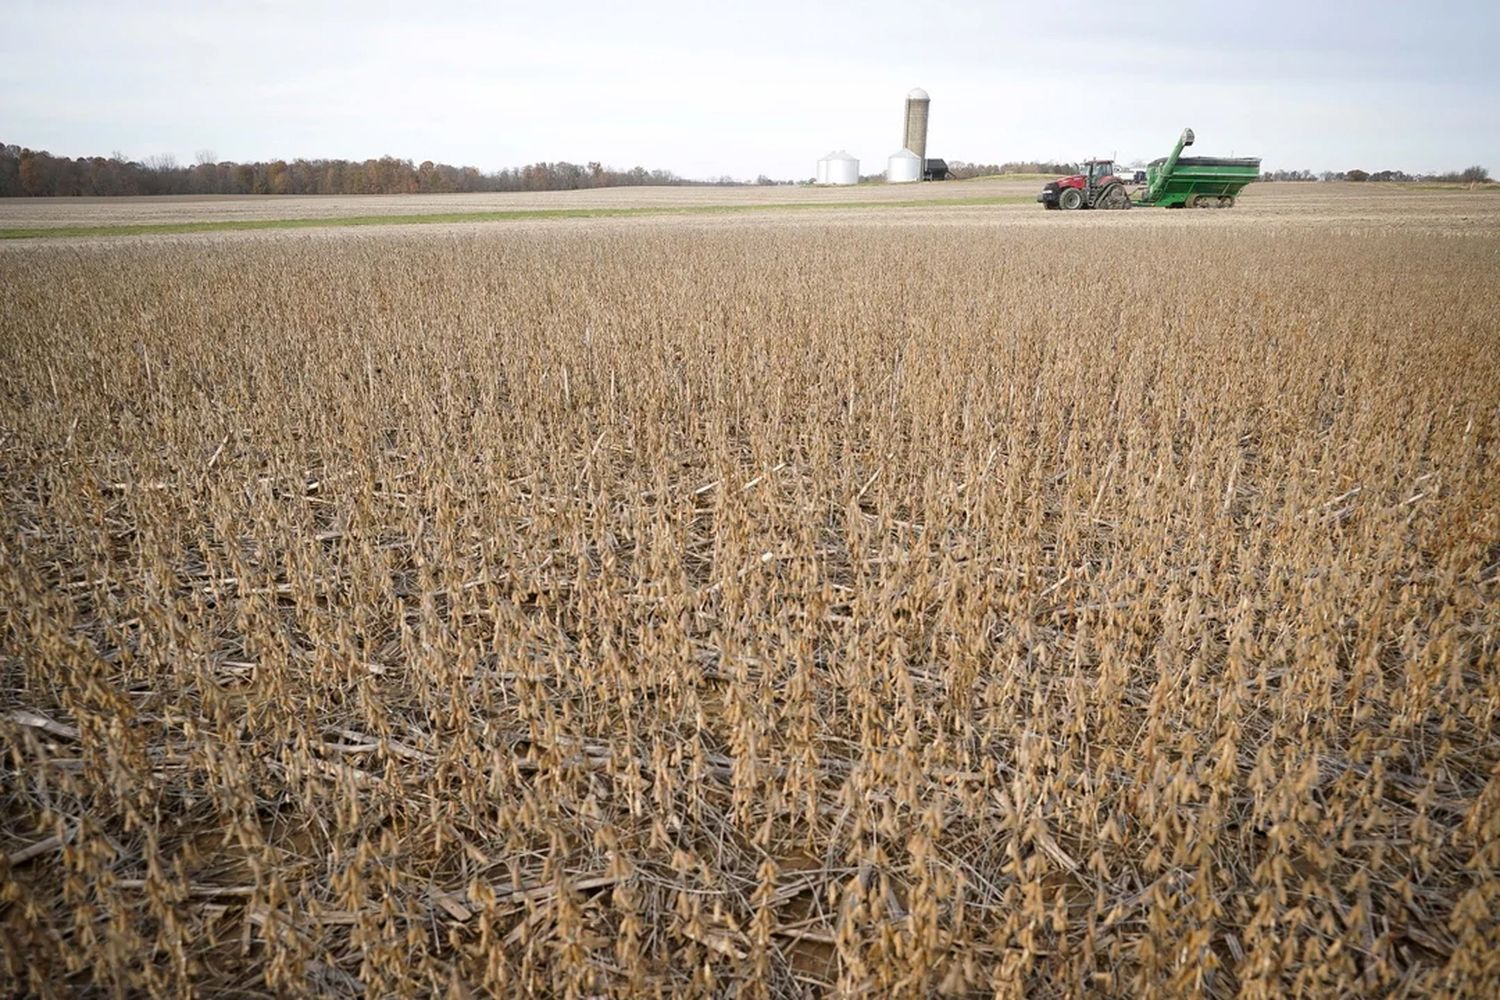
[1,218,1498,998]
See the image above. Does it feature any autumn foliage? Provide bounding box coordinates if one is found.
[0,143,699,197]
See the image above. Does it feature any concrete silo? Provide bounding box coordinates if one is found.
[903,88,930,161]
[887,148,921,183]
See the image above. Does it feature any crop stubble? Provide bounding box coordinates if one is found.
[2,210,1498,997]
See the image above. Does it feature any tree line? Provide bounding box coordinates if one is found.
[945,160,1078,179]
[1261,166,1490,183]
[4,141,1488,196]
[0,143,748,197]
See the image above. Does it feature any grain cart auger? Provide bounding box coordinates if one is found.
[1038,128,1261,210]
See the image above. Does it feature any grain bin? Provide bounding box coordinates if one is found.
[903,88,930,161]
[824,150,859,186]
[887,148,922,184]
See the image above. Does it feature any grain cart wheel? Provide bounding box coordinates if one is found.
[1098,183,1131,210]
[1059,187,1085,210]
[1218,196,1235,208]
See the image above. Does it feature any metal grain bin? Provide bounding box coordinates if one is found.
[824,150,859,186]
[887,148,921,184]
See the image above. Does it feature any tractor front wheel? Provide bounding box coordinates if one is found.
[1059,188,1085,210]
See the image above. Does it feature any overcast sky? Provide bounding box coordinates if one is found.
[4,0,1496,179]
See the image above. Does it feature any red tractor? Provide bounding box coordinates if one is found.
[1037,159,1132,210]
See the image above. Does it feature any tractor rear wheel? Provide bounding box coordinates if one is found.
[1059,188,1084,210]
[1097,183,1130,210]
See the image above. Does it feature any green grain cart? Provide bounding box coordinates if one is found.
[1144,128,1261,207]
[1038,128,1261,210]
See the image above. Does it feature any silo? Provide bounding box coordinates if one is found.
[817,151,849,185]
[903,88,930,161]
[887,148,921,183]
[825,150,859,186]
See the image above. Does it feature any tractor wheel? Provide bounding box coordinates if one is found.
[1097,183,1130,210]
[1059,188,1084,210]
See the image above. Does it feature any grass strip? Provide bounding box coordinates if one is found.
[0,195,1035,240]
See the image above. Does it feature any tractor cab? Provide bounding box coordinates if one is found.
[1082,160,1117,188]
